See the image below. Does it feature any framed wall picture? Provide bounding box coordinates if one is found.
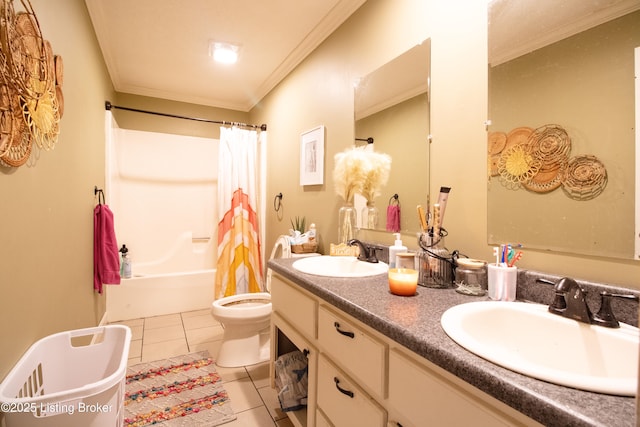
[300,125,325,186]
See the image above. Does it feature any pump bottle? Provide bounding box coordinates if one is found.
[388,233,407,268]
[120,244,132,279]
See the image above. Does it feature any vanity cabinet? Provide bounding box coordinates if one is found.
[317,305,386,398]
[270,273,541,427]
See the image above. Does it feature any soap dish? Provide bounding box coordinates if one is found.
[455,282,487,296]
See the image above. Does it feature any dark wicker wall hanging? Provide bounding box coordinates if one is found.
[0,0,63,168]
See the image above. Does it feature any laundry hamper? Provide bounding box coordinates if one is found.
[0,325,131,427]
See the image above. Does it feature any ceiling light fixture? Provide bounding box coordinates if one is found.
[209,41,240,64]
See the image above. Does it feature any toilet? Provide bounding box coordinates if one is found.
[211,235,290,367]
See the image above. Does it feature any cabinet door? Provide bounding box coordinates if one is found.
[388,349,537,427]
[272,313,317,427]
[271,274,317,339]
[317,305,386,397]
[317,354,386,427]
[316,408,333,427]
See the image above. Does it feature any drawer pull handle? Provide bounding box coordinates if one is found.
[303,348,310,357]
[334,377,354,398]
[334,322,355,338]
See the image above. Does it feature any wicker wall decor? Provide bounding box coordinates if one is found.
[488,124,607,200]
[0,0,62,168]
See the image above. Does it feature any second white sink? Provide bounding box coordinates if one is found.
[292,255,388,277]
[441,301,639,396]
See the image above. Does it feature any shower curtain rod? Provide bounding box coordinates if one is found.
[105,101,267,131]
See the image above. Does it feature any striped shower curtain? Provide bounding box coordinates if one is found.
[215,126,264,299]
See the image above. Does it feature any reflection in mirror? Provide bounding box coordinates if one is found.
[487,0,640,260]
[354,39,431,233]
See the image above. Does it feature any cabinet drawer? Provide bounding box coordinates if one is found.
[317,354,386,427]
[271,274,317,339]
[318,305,386,396]
[389,349,536,427]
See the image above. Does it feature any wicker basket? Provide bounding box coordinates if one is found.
[291,242,318,254]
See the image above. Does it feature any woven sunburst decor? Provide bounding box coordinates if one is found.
[0,0,62,168]
[562,155,608,201]
[497,144,542,187]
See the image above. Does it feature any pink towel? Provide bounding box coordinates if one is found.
[94,204,121,293]
[386,204,401,232]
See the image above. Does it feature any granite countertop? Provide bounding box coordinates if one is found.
[268,257,637,427]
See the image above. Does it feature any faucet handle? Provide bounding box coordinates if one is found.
[592,291,639,328]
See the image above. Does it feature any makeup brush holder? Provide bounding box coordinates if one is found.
[417,230,454,288]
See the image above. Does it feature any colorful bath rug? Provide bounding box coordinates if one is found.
[124,351,236,427]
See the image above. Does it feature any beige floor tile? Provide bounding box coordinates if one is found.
[224,377,264,412]
[225,405,276,427]
[144,313,182,329]
[141,337,188,362]
[258,384,286,421]
[181,308,212,318]
[110,319,144,340]
[182,312,219,330]
[185,324,225,346]
[127,356,142,366]
[143,324,186,344]
[246,361,271,389]
[189,338,221,354]
[128,339,142,359]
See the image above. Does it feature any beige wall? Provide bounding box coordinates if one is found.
[0,0,115,382]
[111,93,250,139]
[2,0,640,392]
[252,0,640,289]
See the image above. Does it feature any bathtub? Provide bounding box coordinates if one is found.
[106,232,216,321]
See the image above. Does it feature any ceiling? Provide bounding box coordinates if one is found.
[489,0,640,66]
[85,0,366,112]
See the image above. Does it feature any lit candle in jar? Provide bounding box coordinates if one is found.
[388,268,419,296]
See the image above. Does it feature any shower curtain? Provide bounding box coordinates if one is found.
[215,126,264,299]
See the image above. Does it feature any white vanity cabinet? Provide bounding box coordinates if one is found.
[270,273,541,427]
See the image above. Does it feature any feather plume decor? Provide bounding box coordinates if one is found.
[361,151,391,202]
[332,147,392,203]
[333,147,369,203]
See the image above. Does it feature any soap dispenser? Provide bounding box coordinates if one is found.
[388,233,407,268]
[119,244,132,279]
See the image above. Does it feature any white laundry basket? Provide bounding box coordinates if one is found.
[0,325,131,427]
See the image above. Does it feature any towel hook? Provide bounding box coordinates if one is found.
[273,192,283,213]
[388,193,399,205]
[94,186,105,205]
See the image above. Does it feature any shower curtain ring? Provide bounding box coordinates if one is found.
[273,193,283,212]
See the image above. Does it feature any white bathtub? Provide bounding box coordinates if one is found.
[106,269,215,321]
[106,232,216,321]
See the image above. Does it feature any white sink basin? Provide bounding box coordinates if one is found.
[441,301,639,396]
[292,255,388,277]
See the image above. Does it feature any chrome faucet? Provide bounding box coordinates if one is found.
[347,239,379,263]
[538,277,639,328]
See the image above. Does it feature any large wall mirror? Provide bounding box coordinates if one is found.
[354,39,431,233]
[488,0,640,260]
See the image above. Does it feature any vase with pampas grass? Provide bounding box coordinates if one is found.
[360,151,391,229]
[333,147,391,242]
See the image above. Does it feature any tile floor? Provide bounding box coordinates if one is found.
[110,309,293,427]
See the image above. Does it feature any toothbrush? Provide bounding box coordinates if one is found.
[508,251,523,268]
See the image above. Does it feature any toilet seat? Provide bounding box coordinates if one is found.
[211,292,271,320]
